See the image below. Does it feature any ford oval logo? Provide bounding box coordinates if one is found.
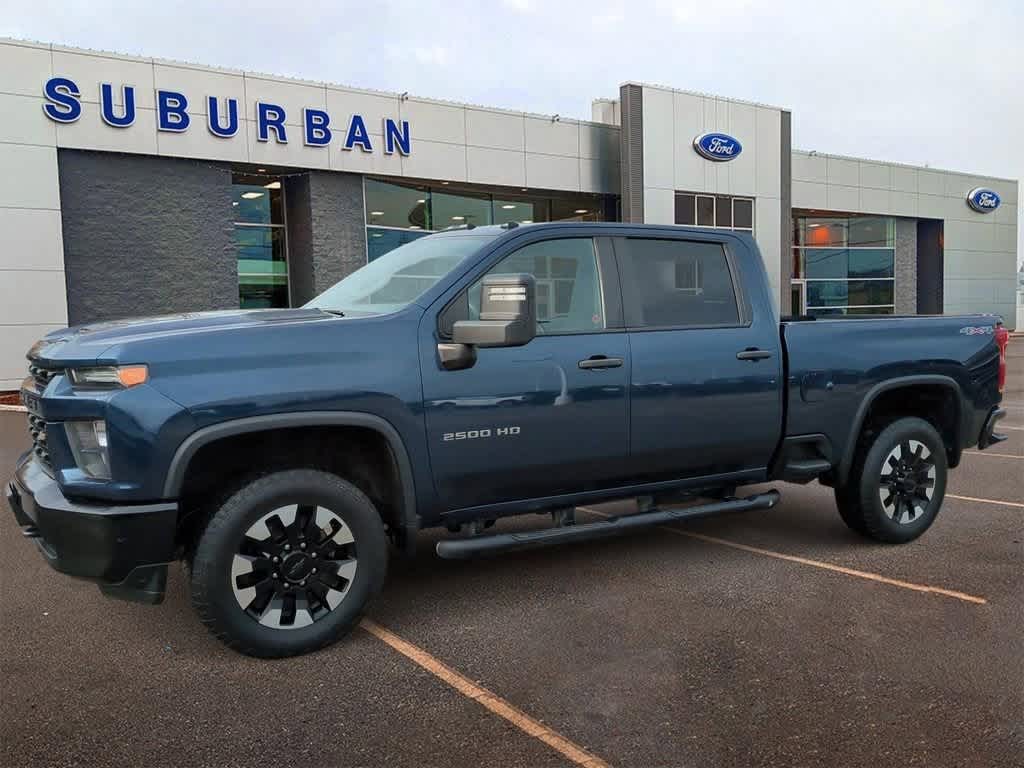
[693,132,742,162]
[966,187,1000,213]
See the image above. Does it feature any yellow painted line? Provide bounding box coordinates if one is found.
[360,619,611,768]
[963,450,1023,459]
[578,507,987,605]
[948,493,1024,509]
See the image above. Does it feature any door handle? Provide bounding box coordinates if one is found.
[578,355,623,370]
[736,348,772,361]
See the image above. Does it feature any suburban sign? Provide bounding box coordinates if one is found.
[41,76,412,155]
[693,132,742,162]
[966,187,1001,213]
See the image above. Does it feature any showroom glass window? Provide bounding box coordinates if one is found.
[674,192,754,233]
[365,178,612,261]
[792,215,895,316]
[233,173,289,308]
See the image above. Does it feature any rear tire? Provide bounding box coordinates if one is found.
[190,469,387,658]
[834,417,947,544]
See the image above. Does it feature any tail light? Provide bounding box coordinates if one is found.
[994,323,1009,393]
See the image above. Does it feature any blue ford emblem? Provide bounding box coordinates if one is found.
[693,132,742,162]
[966,187,1000,213]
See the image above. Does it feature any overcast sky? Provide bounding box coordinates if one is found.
[3,0,1021,267]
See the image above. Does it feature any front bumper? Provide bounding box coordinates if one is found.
[5,452,178,604]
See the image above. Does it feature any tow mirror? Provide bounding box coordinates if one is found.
[440,274,536,371]
[453,274,537,348]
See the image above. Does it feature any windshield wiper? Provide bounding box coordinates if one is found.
[319,308,346,317]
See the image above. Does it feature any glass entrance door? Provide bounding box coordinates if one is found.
[790,280,807,316]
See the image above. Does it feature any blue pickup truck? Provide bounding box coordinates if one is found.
[6,222,1009,657]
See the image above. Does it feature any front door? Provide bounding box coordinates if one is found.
[420,235,629,512]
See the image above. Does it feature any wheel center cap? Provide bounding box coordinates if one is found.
[898,477,917,493]
[282,552,313,582]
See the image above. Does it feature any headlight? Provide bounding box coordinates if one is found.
[65,420,110,479]
[68,365,148,388]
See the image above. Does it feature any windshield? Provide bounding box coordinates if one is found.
[305,234,494,315]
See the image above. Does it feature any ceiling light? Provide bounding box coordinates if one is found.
[231,201,238,206]
[808,223,821,228]
[451,215,465,221]
[263,181,281,189]
[257,168,267,172]
[521,188,528,192]
[521,219,533,224]
[370,211,384,216]
[574,209,588,214]
[241,192,264,199]
[501,204,516,210]
[441,181,450,185]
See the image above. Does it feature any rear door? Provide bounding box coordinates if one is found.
[614,233,783,482]
[420,234,630,512]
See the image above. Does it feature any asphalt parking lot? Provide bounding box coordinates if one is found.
[1,345,1022,768]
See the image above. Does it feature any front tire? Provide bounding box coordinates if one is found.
[190,469,387,658]
[834,417,948,544]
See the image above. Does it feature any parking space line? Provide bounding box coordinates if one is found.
[578,507,988,605]
[963,451,1023,459]
[998,425,1024,431]
[948,493,1024,509]
[360,619,611,768]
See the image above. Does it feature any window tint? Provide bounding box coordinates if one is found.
[621,239,740,328]
[469,238,605,334]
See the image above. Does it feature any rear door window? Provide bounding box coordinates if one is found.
[618,238,740,328]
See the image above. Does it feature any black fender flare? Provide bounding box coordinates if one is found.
[837,374,963,484]
[162,412,419,535]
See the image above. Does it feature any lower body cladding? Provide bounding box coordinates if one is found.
[5,452,177,604]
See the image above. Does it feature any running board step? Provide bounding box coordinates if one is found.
[435,490,781,560]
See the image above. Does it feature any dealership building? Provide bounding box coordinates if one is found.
[0,37,1019,391]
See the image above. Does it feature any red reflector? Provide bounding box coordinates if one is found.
[994,323,1009,393]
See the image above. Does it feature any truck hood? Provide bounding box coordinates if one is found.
[30,308,342,366]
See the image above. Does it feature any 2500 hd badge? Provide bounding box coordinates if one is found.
[443,426,521,441]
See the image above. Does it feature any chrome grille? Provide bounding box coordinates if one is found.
[28,362,57,392]
[24,360,60,475]
[27,411,53,472]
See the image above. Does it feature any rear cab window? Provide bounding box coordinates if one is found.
[616,238,742,329]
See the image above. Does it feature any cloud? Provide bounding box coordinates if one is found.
[410,45,450,66]
[3,0,1020,264]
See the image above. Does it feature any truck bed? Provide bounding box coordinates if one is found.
[780,313,1003,479]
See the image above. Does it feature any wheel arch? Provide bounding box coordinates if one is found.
[164,412,419,536]
[837,375,964,485]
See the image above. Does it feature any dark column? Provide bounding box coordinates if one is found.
[779,111,793,312]
[58,149,236,325]
[916,219,944,314]
[619,84,644,223]
[284,173,314,304]
[894,218,918,314]
[284,170,366,305]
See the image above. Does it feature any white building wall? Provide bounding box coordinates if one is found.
[0,40,67,391]
[637,83,785,309]
[792,150,1018,327]
[0,37,621,388]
